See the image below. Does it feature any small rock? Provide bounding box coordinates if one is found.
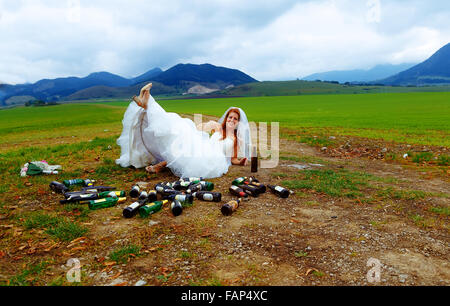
[148,220,159,226]
[321,147,327,152]
[134,280,147,286]
[398,274,408,283]
[329,136,336,140]
[107,277,126,286]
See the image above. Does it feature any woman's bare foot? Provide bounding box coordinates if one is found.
[145,160,167,173]
[133,83,152,109]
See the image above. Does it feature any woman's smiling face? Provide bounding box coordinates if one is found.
[226,111,239,130]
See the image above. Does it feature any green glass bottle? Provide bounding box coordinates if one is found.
[88,197,126,210]
[63,179,95,187]
[138,200,168,217]
[200,181,214,191]
[98,190,126,198]
[231,177,247,186]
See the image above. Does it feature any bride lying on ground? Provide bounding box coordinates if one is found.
[115,83,252,179]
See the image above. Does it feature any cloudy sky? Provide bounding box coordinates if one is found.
[0,0,449,84]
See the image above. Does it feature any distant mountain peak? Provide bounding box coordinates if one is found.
[378,42,450,86]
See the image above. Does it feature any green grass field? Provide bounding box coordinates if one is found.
[1,92,449,152]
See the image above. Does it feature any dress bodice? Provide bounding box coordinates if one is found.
[211,132,234,156]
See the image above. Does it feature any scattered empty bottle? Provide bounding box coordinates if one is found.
[221,198,241,216]
[193,191,222,202]
[123,199,147,218]
[138,200,168,217]
[268,185,290,198]
[49,181,68,194]
[229,185,248,198]
[88,197,126,210]
[165,193,194,206]
[170,200,183,216]
[238,184,260,197]
[129,185,141,198]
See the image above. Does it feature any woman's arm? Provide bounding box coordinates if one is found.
[197,120,222,133]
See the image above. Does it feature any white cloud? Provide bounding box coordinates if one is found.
[0,0,449,84]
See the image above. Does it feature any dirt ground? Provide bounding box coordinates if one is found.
[0,133,448,287]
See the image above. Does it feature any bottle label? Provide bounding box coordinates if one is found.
[229,201,239,210]
[129,202,140,209]
[93,198,107,204]
[275,186,284,192]
[108,191,119,198]
[203,194,213,201]
[175,194,185,201]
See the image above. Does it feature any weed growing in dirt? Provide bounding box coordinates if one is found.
[429,206,450,216]
[281,169,371,198]
[412,152,434,163]
[5,260,51,286]
[109,244,142,264]
[376,187,428,200]
[45,221,88,242]
[22,212,61,229]
[437,154,449,166]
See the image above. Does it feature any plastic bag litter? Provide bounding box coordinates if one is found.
[20,160,62,177]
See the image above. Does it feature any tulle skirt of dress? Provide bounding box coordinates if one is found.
[116,96,232,179]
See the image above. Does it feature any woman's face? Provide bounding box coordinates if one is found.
[226,111,239,130]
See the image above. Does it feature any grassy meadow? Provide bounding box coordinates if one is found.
[1,91,449,152]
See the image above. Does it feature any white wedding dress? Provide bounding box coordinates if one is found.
[115,95,235,179]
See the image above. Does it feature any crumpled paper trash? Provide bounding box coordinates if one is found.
[20,160,62,177]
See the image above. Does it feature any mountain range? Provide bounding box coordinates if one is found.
[1,43,449,105]
[301,63,417,83]
[376,43,450,85]
[0,64,257,105]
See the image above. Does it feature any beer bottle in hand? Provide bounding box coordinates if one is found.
[268,185,290,198]
[221,198,241,216]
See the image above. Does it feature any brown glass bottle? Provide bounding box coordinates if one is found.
[251,146,258,173]
[229,185,248,198]
[221,198,241,216]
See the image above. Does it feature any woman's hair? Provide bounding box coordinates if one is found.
[221,108,240,158]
